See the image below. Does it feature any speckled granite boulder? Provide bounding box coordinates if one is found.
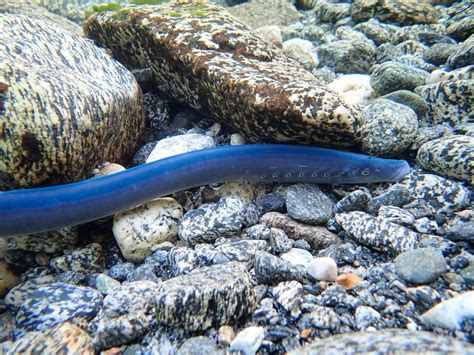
[4,275,54,309]
[414,75,473,129]
[350,0,438,26]
[84,2,362,147]
[370,62,428,96]
[113,198,183,262]
[417,135,474,184]
[227,0,301,29]
[335,211,419,255]
[361,99,418,157]
[15,283,103,331]
[3,322,94,354]
[290,329,474,354]
[260,212,341,250]
[154,262,256,332]
[178,197,245,245]
[316,39,376,74]
[446,2,474,41]
[401,171,471,213]
[1,13,145,189]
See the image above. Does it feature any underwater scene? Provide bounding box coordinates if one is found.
[0,0,473,353]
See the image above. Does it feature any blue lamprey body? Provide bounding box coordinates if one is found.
[0,144,410,237]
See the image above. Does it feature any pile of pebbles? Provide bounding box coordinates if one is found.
[1,0,473,353]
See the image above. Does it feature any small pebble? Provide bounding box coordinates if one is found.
[230,326,265,355]
[306,257,338,282]
[335,273,363,290]
[395,248,447,284]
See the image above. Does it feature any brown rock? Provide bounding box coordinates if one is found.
[84,1,361,148]
[260,212,341,250]
[336,273,363,289]
[0,261,18,298]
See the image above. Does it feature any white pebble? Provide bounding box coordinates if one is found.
[230,133,246,145]
[281,248,313,267]
[230,326,265,355]
[91,162,126,178]
[421,291,474,331]
[328,74,374,106]
[426,69,449,84]
[146,133,215,163]
[306,257,338,281]
[113,198,183,262]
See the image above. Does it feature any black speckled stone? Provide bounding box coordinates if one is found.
[155,262,256,332]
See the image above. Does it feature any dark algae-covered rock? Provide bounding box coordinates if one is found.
[83,1,362,147]
[0,9,145,189]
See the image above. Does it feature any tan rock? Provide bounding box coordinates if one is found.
[336,273,363,289]
[0,261,18,298]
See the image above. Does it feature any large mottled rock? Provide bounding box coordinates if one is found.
[154,262,256,332]
[417,135,474,184]
[335,211,419,255]
[350,0,438,26]
[0,12,145,189]
[84,2,362,147]
[290,329,474,354]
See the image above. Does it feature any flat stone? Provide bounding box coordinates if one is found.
[178,197,245,245]
[1,11,144,189]
[417,135,474,184]
[395,248,447,284]
[421,291,474,331]
[84,2,361,147]
[335,211,419,255]
[15,283,103,331]
[260,212,341,250]
[4,322,94,354]
[361,99,418,157]
[290,329,474,354]
[155,262,256,332]
[284,184,334,225]
[113,198,183,262]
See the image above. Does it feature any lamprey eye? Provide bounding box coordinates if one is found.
[361,168,370,176]
[323,173,330,178]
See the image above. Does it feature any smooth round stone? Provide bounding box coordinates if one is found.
[145,133,215,163]
[380,90,428,118]
[113,198,183,262]
[424,43,459,66]
[284,184,334,225]
[395,248,447,284]
[282,38,318,70]
[417,135,474,184]
[361,99,418,157]
[280,248,313,268]
[355,306,381,329]
[306,257,338,282]
[460,265,474,287]
[230,326,265,355]
[95,274,121,295]
[370,61,428,95]
[421,291,474,331]
[446,222,474,243]
[257,194,286,214]
[316,39,376,73]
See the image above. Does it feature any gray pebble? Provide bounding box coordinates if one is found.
[178,197,245,245]
[155,262,256,332]
[317,39,376,73]
[168,247,197,276]
[378,206,416,226]
[127,263,161,283]
[355,306,381,329]
[243,224,271,240]
[308,305,340,331]
[460,265,474,287]
[254,251,306,285]
[270,228,293,254]
[367,184,413,215]
[178,336,223,355]
[334,189,372,214]
[216,239,267,264]
[272,281,304,318]
[284,184,334,225]
[257,194,286,214]
[446,222,474,243]
[361,99,418,156]
[50,243,104,274]
[447,41,474,69]
[405,286,441,310]
[395,248,447,284]
[108,262,136,282]
[380,90,428,118]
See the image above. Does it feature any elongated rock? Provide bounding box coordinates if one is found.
[84,1,361,147]
[335,211,419,255]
